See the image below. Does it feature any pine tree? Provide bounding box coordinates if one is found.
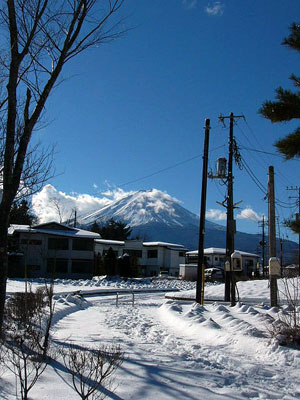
[8,200,37,226]
[259,22,300,234]
[104,247,117,276]
[99,218,132,241]
[90,221,101,235]
[259,22,300,160]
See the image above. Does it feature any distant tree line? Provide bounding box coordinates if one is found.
[90,218,132,240]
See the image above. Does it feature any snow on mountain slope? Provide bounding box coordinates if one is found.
[77,189,298,259]
[80,189,214,229]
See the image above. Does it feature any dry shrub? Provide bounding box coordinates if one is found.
[268,276,300,346]
[61,343,123,400]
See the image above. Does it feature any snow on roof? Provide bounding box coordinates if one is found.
[95,239,186,251]
[95,239,125,246]
[186,247,259,257]
[8,223,100,239]
[143,242,186,250]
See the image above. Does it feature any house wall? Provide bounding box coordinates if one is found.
[95,241,185,277]
[17,233,95,279]
[185,251,258,277]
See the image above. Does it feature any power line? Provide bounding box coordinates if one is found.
[117,145,225,188]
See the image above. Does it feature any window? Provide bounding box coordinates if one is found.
[122,249,142,258]
[21,239,42,245]
[103,249,118,256]
[48,237,69,250]
[27,264,40,271]
[147,249,157,259]
[72,238,93,251]
[71,259,93,274]
[47,258,68,273]
[179,251,185,257]
[245,259,254,268]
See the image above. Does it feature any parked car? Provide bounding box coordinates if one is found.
[204,267,224,282]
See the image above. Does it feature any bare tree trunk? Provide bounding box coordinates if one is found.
[0,206,9,334]
[0,0,127,333]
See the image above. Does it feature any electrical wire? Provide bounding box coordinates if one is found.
[117,144,225,188]
[240,158,268,196]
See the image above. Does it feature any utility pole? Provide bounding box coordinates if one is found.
[196,119,211,305]
[258,215,266,277]
[219,112,244,305]
[268,166,278,307]
[268,166,276,258]
[286,186,300,275]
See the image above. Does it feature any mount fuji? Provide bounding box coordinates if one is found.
[78,189,297,261]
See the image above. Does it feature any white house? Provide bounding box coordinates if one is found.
[95,239,186,277]
[179,247,259,281]
[8,222,100,279]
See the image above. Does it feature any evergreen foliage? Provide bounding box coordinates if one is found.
[259,22,300,160]
[94,218,132,240]
[8,200,37,226]
[104,247,117,276]
[259,22,300,234]
[90,221,101,235]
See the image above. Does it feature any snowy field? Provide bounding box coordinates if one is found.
[1,277,300,399]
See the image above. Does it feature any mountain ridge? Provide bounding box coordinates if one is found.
[78,189,297,262]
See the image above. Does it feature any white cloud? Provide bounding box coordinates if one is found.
[92,183,98,189]
[32,184,111,224]
[32,185,184,225]
[183,0,197,9]
[205,2,224,16]
[206,208,227,221]
[236,208,263,222]
[206,207,263,222]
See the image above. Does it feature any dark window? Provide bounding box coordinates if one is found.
[48,237,69,250]
[245,259,254,268]
[20,239,42,245]
[47,258,68,273]
[122,249,142,258]
[179,251,185,257]
[27,264,40,271]
[71,259,93,274]
[72,238,93,251]
[103,249,118,256]
[147,250,157,259]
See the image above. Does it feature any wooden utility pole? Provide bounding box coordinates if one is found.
[287,186,300,276]
[268,167,276,258]
[196,119,210,305]
[268,166,278,307]
[219,113,244,305]
[258,215,266,277]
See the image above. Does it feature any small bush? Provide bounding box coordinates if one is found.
[62,343,123,399]
[268,276,300,346]
[2,282,55,400]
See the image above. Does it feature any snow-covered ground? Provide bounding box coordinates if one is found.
[1,277,300,399]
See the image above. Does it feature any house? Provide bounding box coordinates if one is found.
[95,239,186,277]
[8,222,100,279]
[179,247,259,281]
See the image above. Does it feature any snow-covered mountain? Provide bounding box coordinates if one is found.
[80,189,201,227]
[79,189,297,260]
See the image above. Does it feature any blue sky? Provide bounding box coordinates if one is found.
[35,0,300,242]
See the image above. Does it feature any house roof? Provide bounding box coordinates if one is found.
[186,247,259,258]
[95,239,125,246]
[8,222,101,239]
[143,242,186,250]
[95,239,186,251]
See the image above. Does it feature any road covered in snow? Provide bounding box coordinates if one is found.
[2,277,300,399]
